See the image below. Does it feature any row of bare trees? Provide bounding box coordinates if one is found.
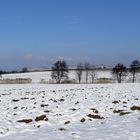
[76,63,97,84]
[51,60,97,84]
[51,60,140,84]
[113,60,140,83]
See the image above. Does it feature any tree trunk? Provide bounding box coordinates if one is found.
[132,73,135,83]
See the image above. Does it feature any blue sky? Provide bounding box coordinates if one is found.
[0,0,140,70]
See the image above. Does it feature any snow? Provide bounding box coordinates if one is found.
[2,70,140,84]
[1,70,113,83]
[0,83,140,140]
[2,72,52,83]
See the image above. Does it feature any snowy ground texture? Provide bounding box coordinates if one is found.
[0,83,140,140]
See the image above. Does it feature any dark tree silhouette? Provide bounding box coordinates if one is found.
[89,66,97,84]
[76,63,83,84]
[85,63,90,84]
[22,67,28,73]
[51,60,69,83]
[129,60,140,83]
[112,63,127,83]
[0,71,2,78]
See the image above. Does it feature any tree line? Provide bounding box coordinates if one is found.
[0,67,29,76]
[51,60,140,84]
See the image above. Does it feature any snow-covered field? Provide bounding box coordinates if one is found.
[2,70,112,83]
[0,83,140,140]
[2,70,140,83]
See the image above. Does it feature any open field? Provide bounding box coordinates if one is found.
[1,1,140,139]
[2,70,140,83]
[2,70,112,83]
[0,83,140,140]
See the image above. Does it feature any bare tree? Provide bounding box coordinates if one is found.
[0,71,2,78]
[112,63,127,83]
[129,60,140,83]
[76,63,84,84]
[22,67,28,73]
[51,60,69,83]
[85,63,90,84]
[89,66,97,84]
